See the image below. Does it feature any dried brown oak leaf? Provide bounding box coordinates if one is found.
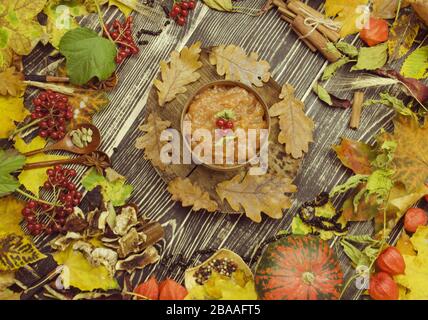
[209,44,271,87]
[216,173,297,223]
[269,84,314,159]
[135,113,171,170]
[154,41,203,106]
[0,67,24,96]
[167,177,218,212]
[391,116,428,192]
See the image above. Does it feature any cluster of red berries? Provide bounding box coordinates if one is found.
[170,1,196,26]
[22,166,82,236]
[106,16,139,64]
[215,117,234,130]
[32,90,73,141]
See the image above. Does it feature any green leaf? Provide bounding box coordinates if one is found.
[59,27,117,85]
[322,57,350,81]
[0,149,26,197]
[335,42,358,57]
[351,43,388,71]
[363,93,417,120]
[343,234,379,245]
[313,83,332,105]
[330,174,369,197]
[215,109,236,120]
[81,168,133,206]
[400,46,428,80]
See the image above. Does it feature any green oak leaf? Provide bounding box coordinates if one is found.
[59,27,117,85]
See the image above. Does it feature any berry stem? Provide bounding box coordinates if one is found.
[15,188,60,207]
[94,0,117,48]
[9,117,46,139]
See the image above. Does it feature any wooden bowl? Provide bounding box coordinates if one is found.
[180,80,271,172]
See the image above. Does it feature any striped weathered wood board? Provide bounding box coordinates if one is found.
[19,0,426,300]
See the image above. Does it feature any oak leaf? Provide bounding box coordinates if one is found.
[0,96,30,139]
[269,84,314,159]
[325,0,369,38]
[216,173,297,223]
[388,14,420,62]
[0,196,25,235]
[333,138,375,174]
[168,178,218,212]
[391,116,428,192]
[0,67,24,96]
[154,42,202,106]
[135,113,171,170]
[209,44,270,87]
[14,136,68,196]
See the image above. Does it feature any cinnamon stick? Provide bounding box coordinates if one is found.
[273,0,287,9]
[292,15,341,62]
[286,0,341,43]
[279,15,317,52]
[350,91,364,129]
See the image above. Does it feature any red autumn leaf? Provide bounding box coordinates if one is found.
[333,138,376,174]
[134,276,159,300]
[158,278,188,300]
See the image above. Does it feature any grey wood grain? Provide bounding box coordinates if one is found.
[19,0,427,300]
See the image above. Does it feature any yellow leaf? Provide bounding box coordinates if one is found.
[0,196,25,235]
[395,226,428,299]
[388,15,420,62]
[53,244,119,291]
[154,42,203,106]
[0,270,19,299]
[0,67,25,96]
[325,0,369,38]
[216,173,297,223]
[400,46,428,80]
[135,112,171,170]
[14,136,68,196]
[109,0,136,16]
[167,177,218,212]
[209,44,271,87]
[269,84,314,159]
[396,231,416,256]
[0,233,46,271]
[0,95,29,138]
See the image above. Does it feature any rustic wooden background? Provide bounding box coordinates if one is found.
[20,0,426,300]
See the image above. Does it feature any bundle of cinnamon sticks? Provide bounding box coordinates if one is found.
[273,0,341,62]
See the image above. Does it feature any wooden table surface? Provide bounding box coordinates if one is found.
[22,0,414,300]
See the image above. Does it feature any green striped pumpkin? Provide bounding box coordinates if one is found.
[255,235,343,300]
